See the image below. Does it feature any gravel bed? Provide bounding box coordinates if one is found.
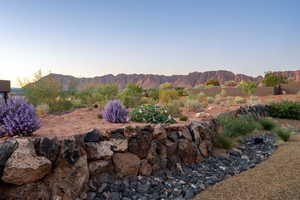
[86,133,277,200]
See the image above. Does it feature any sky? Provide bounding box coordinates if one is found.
[0,0,299,87]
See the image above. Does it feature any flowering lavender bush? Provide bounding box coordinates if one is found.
[103,100,128,123]
[0,98,41,137]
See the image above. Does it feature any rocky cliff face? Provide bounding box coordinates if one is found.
[41,70,300,90]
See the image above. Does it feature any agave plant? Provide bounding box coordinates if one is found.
[103,100,128,123]
[0,97,41,137]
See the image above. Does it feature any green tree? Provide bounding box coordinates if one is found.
[119,83,144,108]
[263,72,287,87]
[238,81,257,95]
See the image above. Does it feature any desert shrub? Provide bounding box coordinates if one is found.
[275,127,291,141]
[269,101,300,120]
[20,71,63,106]
[103,100,128,123]
[119,83,144,108]
[226,96,234,105]
[234,96,246,104]
[259,118,277,131]
[220,89,227,97]
[207,96,215,104]
[48,98,74,114]
[224,80,238,87]
[215,134,233,149]
[217,113,258,137]
[36,104,49,117]
[159,82,174,90]
[0,98,41,137]
[148,88,160,101]
[206,80,220,86]
[159,89,179,104]
[179,116,188,121]
[131,105,176,124]
[165,101,182,117]
[185,99,203,112]
[247,96,261,105]
[297,90,300,97]
[175,87,189,96]
[75,84,119,107]
[238,81,257,95]
[214,94,223,104]
[263,72,287,87]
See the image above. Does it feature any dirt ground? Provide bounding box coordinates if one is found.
[32,94,300,138]
[194,120,300,200]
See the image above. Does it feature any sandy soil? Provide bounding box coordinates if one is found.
[194,121,300,200]
[32,95,300,138]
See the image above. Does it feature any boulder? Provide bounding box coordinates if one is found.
[153,124,167,140]
[0,139,18,177]
[128,129,153,159]
[139,159,152,176]
[178,139,204,165]
[178,126,193,141]
[199,142,209,157]
[113,153,141,177]
[2,139,52,185]
[34,137,60,163]
[84,129,103,142]
[110,138,128,152]
[44,150,89,200]
[124,126,138,138]
[89,160,113,176]
[85,141,114,160]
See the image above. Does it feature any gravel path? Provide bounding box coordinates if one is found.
[194,134,300,200]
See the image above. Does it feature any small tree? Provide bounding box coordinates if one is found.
[263,72,287,87]
[119,83,144,108]
[238,81,257,95]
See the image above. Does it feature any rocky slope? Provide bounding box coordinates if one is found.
[41,70,300,90]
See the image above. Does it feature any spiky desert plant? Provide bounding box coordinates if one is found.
[103,100,128,123]
[0,97,41,137]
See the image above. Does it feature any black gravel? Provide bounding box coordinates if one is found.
[87,133,277,200]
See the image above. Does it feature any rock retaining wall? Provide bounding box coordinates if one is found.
[0,118,217,200]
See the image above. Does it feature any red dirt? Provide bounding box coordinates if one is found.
[27,94,300,138]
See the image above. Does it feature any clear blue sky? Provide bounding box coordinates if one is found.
[0,0,299,86]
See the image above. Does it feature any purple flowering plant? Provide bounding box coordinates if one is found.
[0,97,41,137]
[103,100,128,123]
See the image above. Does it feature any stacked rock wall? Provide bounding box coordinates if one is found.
[0,118,217,200]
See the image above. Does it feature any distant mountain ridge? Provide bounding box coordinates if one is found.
[41,70,300,90]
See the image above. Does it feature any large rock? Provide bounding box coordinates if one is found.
[2,139,52,185]
[0,139,18,177]
[128,128,153,159]
[34,137,60,163]
[110,138,128,152]
[139,159,152,176]
[153,124,167,140]
[178,139,203,164]
[89,160,113,176]
[84,129,103,142]
[1,182,50,200]
[44,150,89,200]
[113,153,141,177]
[85,141,114,160]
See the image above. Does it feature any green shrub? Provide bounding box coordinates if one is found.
[206,96,215,104]
[238,81,257,95]
[234,96,246,104]
[185,99,203,112]
[297,90,300,97]
[131,105,176,124]
[36,104,49,117]
[159,82,174,90]
[165,101,182,117]
[206,80,220,86]
[175,87,189,96]
[148,88,160,101]
[224,80,238,87]
[220,89,227,97]
[119,83,144,108]
[270,101,300,120]
[159,89,179,104]
[247,96,261,105]
[215,134,233,149]
[179,115,188,121]
[218,114,258,137]
[259,118,277,131]
[275,127,291,141]
[226,96,234,105]
[263,72,287,87]
[48,98,73,114]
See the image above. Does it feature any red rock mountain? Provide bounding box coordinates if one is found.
[42,70,300,90]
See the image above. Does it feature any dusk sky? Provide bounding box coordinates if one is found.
[0,0,299,86]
